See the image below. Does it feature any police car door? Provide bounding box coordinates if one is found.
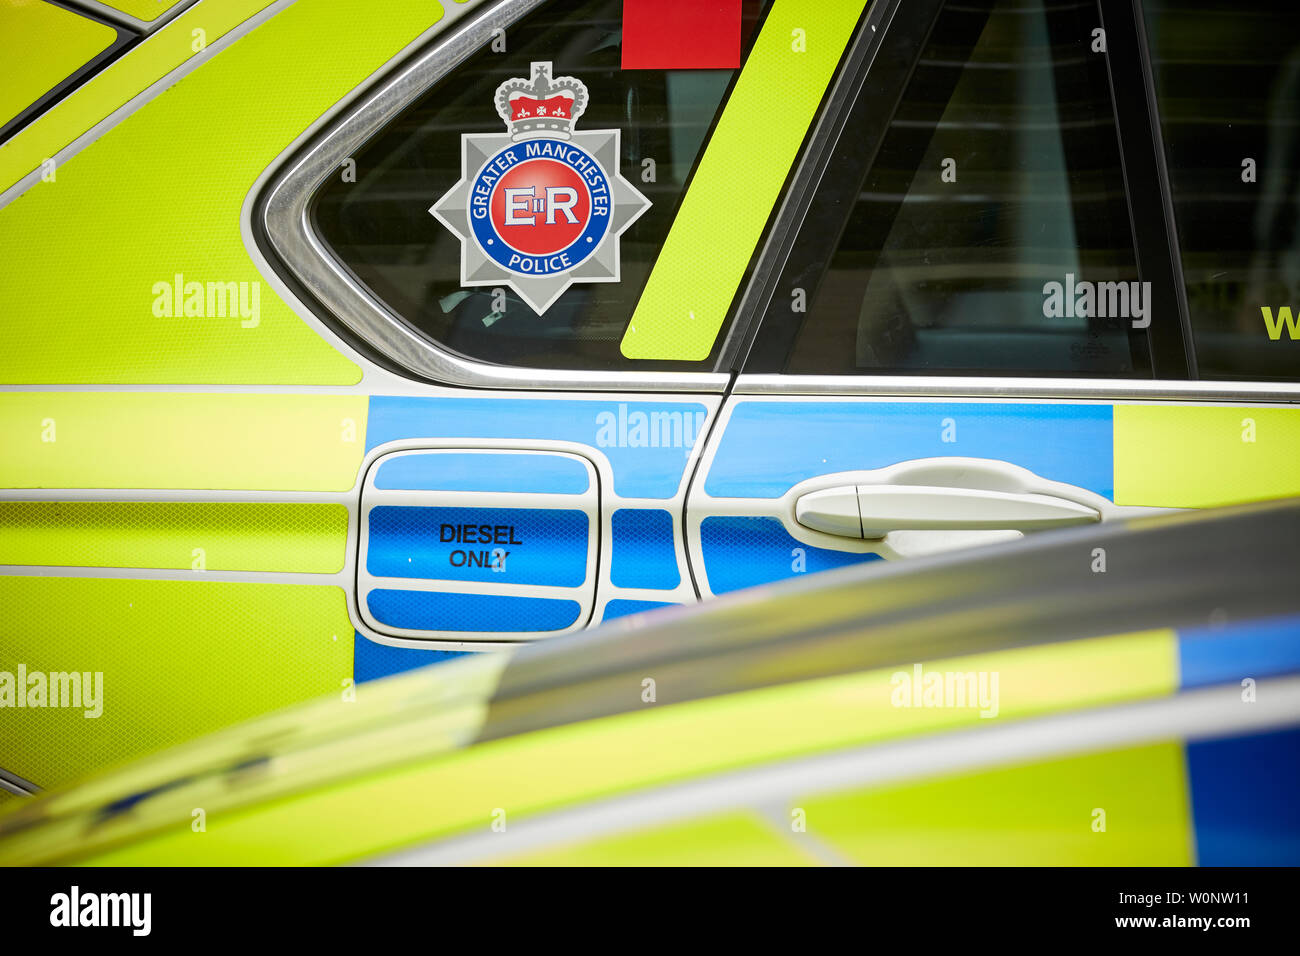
[680,0,1300,599]
[259,0,828,656]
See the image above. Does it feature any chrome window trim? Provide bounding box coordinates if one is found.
[735,373,1300,401]
[258,0,728,393]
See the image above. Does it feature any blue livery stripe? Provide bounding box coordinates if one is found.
[353,631,468,683]
[367,397,707,499]
[368,505,588,586]
[603,599,678,620]
[373,452,589,494]
[366,590,583,633]
[705,402,1113,499]
[1186,725,1300,866]
[700,516,881,594]
[1178,613,1300,689]
[610,509,681,590]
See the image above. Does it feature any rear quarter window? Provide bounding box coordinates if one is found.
[311,0,768,372]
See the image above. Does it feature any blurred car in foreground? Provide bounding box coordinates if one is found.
[1,498,1297,866]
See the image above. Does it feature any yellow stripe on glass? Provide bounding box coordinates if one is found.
[0,0,116,129]
[0,501,347,572]
[620,0,867,360]
[75,628,1177,865]
[0,393,366,491]
[1114,404,1300,508]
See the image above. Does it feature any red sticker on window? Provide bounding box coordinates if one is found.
[622,0,742,70]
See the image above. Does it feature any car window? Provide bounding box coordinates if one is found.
[746,0,1151,377]
[1143,0,1300,381]
[311,0,767,372]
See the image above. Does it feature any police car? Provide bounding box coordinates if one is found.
[1,0,1298,806]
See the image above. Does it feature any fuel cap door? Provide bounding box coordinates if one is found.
[358,448,599,643]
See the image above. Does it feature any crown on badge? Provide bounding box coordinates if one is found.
[495,61,588,141]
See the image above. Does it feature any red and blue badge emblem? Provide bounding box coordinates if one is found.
[431,62,651,314]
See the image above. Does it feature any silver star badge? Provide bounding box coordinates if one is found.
[430,62,651,315]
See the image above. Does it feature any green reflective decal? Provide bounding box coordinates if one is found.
[0,393,367,492]
[0,577,353,793]
[0,1,276,193]
[0,0,116,131]
[801,743,1193,866]
[0,501,348,572]
[1114,404,1300,508]
[0,0,447,385]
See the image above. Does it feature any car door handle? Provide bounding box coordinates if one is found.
[796,484,1101,539]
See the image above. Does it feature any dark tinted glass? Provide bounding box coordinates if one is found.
[1144,0,1300,380]
[748,0,1147,377]
[313,0,763,372]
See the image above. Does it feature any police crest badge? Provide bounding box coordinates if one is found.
[430,61,652,315]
